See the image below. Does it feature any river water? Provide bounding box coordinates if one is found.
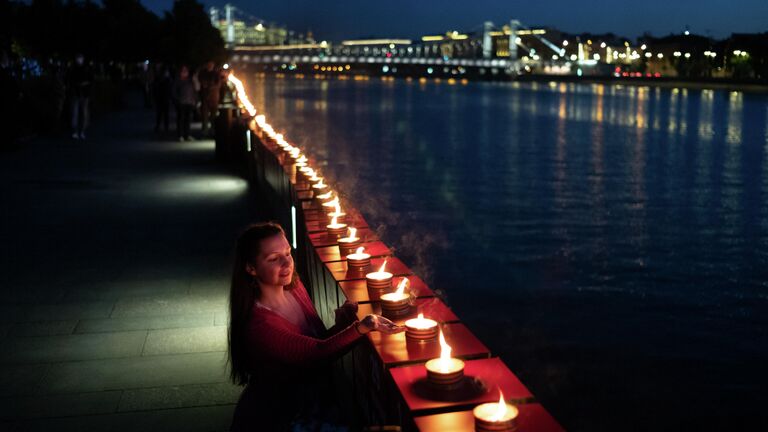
[247,76,768,431]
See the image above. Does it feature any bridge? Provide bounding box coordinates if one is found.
[215,5,579,79]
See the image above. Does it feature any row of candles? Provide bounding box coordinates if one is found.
[234,72,519,430]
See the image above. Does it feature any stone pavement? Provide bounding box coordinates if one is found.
[0,99,261,431]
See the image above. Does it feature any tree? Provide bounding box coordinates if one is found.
[159,0,225,68]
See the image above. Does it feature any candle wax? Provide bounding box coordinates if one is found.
[473,403,519,423]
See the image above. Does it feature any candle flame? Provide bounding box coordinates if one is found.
[255,114,265,126]
[438,329,453,372]
[330,215,338,226]
[317,191,333,200]
[297,155,307,163]
[355,246,365,255]
[345,227,357,239]
[315,179,326,188]
[395,278,409,295]
[377,259,388,273]
[227,73,257,117]
[275,133,283,142]
[490,390,507,421]
[418,313,424,320]
[324,197,339,207]
[333,202,341,214]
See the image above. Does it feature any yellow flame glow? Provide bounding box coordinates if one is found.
[377,259,388,273]
[355,246,365,255]
[227,73,257,117]
[418,313,424,320]
[490,390,507,421]
[395,278,409,295]
[330,215,338,226]
[438,329,453,372]
[347,227,357,239]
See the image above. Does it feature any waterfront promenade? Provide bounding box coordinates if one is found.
[0,97,255,431]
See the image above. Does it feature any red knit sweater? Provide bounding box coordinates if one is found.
[246,280,363,367]
[232,282,362,430]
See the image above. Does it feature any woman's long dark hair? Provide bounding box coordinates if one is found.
[228,222,297,386]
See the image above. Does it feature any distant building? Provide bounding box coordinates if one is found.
[209,4,310,48]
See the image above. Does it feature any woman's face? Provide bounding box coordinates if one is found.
[249,234,293,288]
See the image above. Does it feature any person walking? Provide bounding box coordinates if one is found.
[173,65,196,141]
[66,54,93,140]
[197,61,220,137]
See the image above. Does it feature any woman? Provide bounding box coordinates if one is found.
[229,222,402,431]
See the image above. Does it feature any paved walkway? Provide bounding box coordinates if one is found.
[0,98,260,431]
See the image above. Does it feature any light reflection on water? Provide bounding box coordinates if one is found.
[249,77,768,430]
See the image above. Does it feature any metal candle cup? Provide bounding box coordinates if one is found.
[404,314,438,341]
[346,247,371,271]
[311,180,328,199]
[328,211,347,224]
[366,263,393,300]
[380,293,411,317]
[380,278,412,318]
[425,330,465,389]
[326,219,348,238]
[321,197,339,214]
[473,394,519,432]
[338,234,362,256]
[425,358,465,388]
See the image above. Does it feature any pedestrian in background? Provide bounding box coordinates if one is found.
[66,54,93,140]
[197,61,220,137]
[173,65,196,141]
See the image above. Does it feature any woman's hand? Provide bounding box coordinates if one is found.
[334,301,358,326]
[357,314,405,335]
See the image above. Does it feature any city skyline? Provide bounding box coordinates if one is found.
[144,0,768,41]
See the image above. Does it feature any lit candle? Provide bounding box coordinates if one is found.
[404,313,438,341]
[328,201,346,223]
[338,227,361,256]
[366,259,393,296]
[424,329,465,388]
[316,191,334,201]
[380,278,412,318]
[311,178,328,198]
[255,115,266,128]
[346,246,371,271]
[473,390,519,432]
[326,214,347,238]
[322,196,340,213]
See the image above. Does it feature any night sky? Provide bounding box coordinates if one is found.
[144,0,767,40]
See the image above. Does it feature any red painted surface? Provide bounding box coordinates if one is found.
[389,357,533,413]
[366,322,490,367]
[413,403,564,432]
[339,275,434,303]
[355,297,459,324]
